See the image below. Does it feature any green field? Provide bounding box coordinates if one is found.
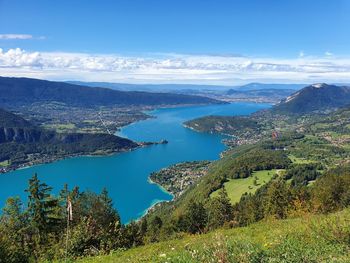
[72,209,350,263]
[211,170,278,204]
[288,154,314,164]
[43,123,76,133]
[0,160,9,167]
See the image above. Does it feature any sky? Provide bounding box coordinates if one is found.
[0,0,350,85]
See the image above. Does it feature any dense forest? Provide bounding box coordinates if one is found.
[184,115,260,136]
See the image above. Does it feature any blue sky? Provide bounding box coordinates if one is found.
[0,0,350,84]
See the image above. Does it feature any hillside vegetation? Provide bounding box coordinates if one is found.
[139,104,350,243]
[184,115,260,136]
[210,170,278,204]
[75,209,350,263]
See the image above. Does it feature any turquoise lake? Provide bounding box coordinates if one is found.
[0,103,270,222]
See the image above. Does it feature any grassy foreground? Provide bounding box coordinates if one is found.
[72,209,350,263]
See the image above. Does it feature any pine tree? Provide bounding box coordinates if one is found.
[0,197,29,262]
[146,216,162,243]
[25,173,60,243]
[185,200,208,234]
[99,188,121,229]
[207,188,233,230]
[264,179,291,219]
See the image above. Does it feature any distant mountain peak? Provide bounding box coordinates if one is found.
[273,83,350,114]
[311,83,328,89]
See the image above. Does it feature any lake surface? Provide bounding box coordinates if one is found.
[0,103,270,222]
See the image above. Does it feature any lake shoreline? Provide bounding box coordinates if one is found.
[1,102,270,223]
[1,103,222,175]
[0,146,138,175]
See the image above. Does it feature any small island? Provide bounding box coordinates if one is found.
[138,139,169,146]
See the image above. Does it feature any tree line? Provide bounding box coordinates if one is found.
[1,164,350,262]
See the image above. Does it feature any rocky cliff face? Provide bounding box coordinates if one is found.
[0,108,55,143]
[0,108,139,172]
[0,127,54,143]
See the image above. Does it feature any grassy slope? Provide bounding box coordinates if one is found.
[211,170,277,204]
[74,209,350,263]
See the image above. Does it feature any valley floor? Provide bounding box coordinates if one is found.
[71,209,350,263]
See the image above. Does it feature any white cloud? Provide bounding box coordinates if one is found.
[1,48,350,85]
[299,51,305,58]
[0,34,33,40]
[325,51,333,56]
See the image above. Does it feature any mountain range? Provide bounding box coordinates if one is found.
[69,81,306,93]
[0,77,221,108]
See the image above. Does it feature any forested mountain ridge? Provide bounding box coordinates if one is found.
[0,76,222,107]
[0,108,138,172]
[184,115,260,139]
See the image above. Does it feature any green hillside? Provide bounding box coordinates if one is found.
[184,115,260,136]
[211,170,278,204]
[75,209,350,263]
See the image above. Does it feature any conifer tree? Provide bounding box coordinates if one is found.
[264,179,291,219]
[207,188,233,230]
[25,173,60,243]
[184,200,208,234]
[0,197,29,262]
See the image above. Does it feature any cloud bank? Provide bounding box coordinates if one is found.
[0,34,33,40]
[0,48,350,85]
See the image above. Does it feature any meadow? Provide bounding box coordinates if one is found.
[211,170,278,204]
[74,209,350,263]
